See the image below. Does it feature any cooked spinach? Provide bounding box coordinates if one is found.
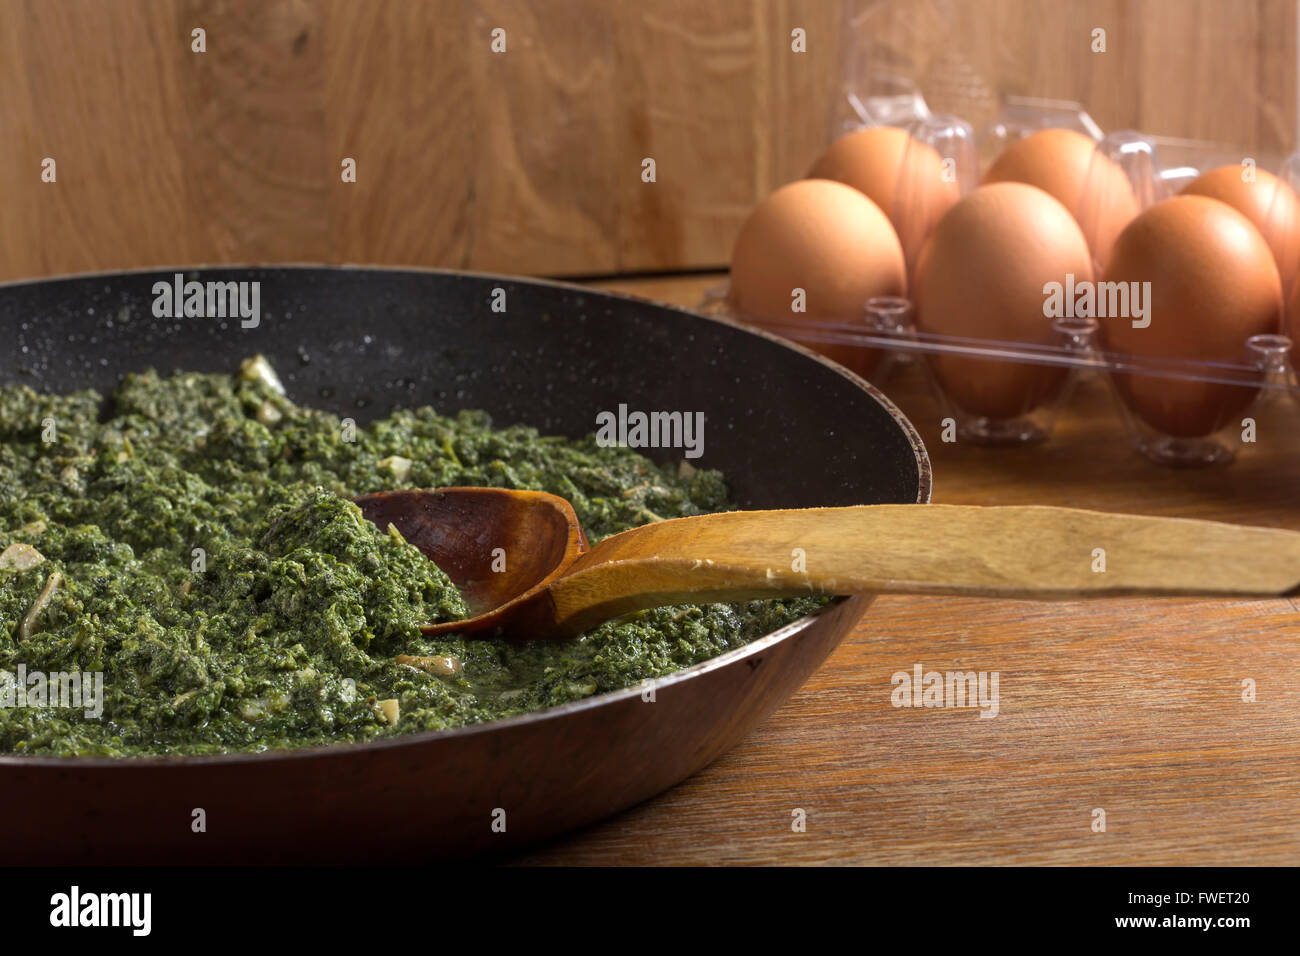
[0,359,822,756]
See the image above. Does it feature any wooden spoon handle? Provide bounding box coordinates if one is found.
[547,504,1300,635]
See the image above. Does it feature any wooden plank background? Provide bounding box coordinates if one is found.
[0,0,1295,281]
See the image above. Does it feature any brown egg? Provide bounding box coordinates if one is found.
[808,127,911,215]
[808,126,958,255]
[983,128,1138,269]
[729,178,906,377]
[1182,165,1300,289]
[1102,195,1281,437]
[914,182,1093,419]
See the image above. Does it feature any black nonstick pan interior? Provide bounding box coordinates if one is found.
[1,266,926,509]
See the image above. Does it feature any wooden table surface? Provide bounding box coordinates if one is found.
[508,272,1300,865]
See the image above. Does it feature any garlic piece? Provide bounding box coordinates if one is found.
[0,543,45,572]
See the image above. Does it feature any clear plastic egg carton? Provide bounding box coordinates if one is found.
[702,290,1298,466]
[708,1,1300,467]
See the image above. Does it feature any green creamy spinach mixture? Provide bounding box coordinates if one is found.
[0,357,822,756]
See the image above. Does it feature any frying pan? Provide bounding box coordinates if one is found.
[0,266,930,863]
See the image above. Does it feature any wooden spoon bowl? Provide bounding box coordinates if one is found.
[355,487,588,621]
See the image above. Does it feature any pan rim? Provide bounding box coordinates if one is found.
[0,264,932,769]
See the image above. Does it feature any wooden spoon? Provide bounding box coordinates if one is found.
[353,487,1300,641]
